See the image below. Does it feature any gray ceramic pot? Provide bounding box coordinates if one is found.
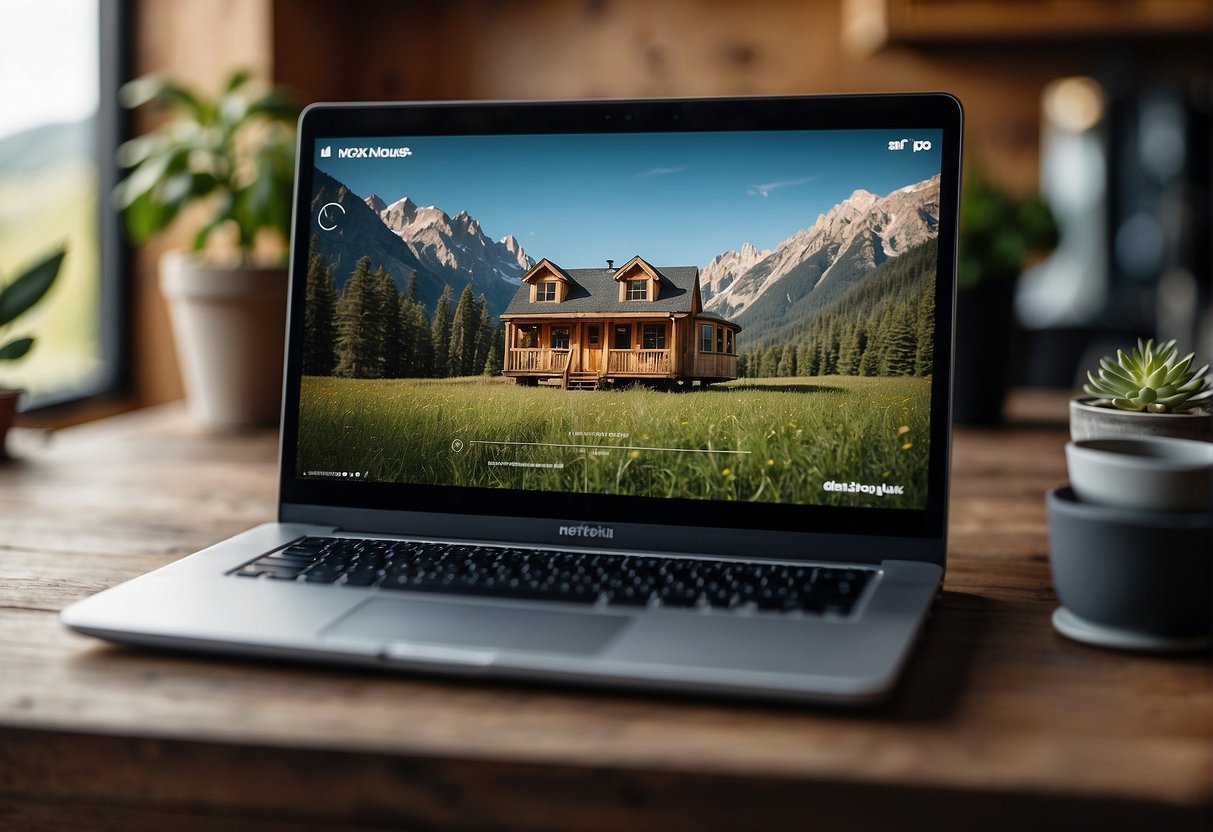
[1070,398,1213,442]
[1047,486,1212,637]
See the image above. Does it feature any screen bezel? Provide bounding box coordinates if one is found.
[279,94,963,564]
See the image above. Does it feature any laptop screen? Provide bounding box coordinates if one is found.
[282,96,961,553]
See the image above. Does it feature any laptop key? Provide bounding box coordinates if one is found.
[242,536,877,618]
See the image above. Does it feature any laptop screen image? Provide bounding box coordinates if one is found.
[281,97,959,551]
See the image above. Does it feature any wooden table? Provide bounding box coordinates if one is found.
[1,393,1209,831]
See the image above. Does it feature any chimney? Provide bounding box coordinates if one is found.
[606,259,615,270]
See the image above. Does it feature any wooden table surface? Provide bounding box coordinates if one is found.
[1,392,1209,831]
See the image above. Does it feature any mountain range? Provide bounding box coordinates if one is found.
[704,175,940,335]
[312,171,939,338]
[310,170,529,318]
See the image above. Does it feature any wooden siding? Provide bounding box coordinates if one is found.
[694,353,738,379]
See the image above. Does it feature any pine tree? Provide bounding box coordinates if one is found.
[483,323,505,375]
[836,322,861,376]
[473,293,493,374]
[759,345,778,378]
[375,268,402,378]
[302,236,338,376]
[860,316,884,376]
[914,281,935,377]
[410,300,434,377]
[396,296,418,377]
[405,269,419,304]
[880,302,918,376]
[447,284,477,377]
[335,256,386,379]
[431,284,453,377]
[778,344,795,377]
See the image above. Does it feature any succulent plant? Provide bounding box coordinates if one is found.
[1083,338,1212,413]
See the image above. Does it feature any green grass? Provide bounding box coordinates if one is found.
[297,374,933,509]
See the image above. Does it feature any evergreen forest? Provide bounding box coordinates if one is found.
[736,240,937,380]
[303,238,505,380]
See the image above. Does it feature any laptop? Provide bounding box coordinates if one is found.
[62,93,963,705]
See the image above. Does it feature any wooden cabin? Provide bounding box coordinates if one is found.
[500,255,741,390]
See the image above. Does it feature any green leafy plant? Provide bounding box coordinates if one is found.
[113,69,299,260]
[0,249,65,363]
[1083,338,1212,413]
[958,166,1058,290]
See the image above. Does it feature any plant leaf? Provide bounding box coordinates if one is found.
[0,249,64,327]
[0,337,34,360]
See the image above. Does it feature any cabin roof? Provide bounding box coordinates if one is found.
[502,264,698,316]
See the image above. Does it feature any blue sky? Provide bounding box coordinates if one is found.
[314,129,942,269]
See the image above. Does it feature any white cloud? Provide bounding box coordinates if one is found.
[746,175,816,198]
[637,165,687,178]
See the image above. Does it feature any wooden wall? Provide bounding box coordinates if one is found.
[121,0,1208,409]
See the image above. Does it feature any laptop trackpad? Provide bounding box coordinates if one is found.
[323,597,629,655]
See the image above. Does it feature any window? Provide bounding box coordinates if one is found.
[0,1,127,407]
[613,324,631,350]
[641,324,666,350]
[587,325,600,345]
[550,326,570,350]
[627,279,648,300]
[517,325,540,348]
[725,329,735,355]
[536,281,557,302]
[700,324,714,353]
[716,326,724,353]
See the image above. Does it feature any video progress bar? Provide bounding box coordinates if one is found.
[469,440,750,456]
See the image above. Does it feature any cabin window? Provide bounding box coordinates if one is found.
[716,326,724,353]
[587,325,600,345]
[725,329,735,354]
[627,279,648,301]
[536,281,557,302]
[517,325,540,349]
[613,324,632,350]
[642,324,666,350]
[700,324,714,353]
[551,326,570,350]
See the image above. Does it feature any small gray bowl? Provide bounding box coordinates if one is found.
[1066,436,1213,513]
[1047,486,1212,638]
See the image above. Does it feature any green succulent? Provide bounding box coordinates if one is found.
[1083,338,1212,413]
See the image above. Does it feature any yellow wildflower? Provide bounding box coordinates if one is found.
[722,468,732,477]
[901,442,913,451]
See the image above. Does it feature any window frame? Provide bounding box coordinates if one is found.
[641,323,666,350]
[626,279,648,301]
[517,325,541,349]
[700,323,714,353]
[613,324,632,350]
[536,280,557,302]
[19,0,130,412]
[550,325,570,350]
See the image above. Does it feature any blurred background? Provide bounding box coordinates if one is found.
[0,0,1209,425]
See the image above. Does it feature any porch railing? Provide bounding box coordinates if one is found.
[507,348,569,373]
[608,349,670,375]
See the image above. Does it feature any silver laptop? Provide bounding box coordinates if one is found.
[63,94,963,705]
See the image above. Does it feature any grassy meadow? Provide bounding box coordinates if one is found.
[297,375,933,509]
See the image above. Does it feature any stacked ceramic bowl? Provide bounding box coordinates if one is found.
[1047,437,1213,652]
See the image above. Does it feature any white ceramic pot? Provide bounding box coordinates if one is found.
[160,252,288,430]
[1069,397,1213,443]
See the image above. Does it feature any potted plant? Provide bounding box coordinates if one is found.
[954,167,1057,424]
[114,69,299,429]
[1072,338,1212,441]
[0,249,64,455]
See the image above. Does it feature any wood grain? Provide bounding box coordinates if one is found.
[0,397,1209,830]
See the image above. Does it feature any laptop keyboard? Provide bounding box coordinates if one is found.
[232,536,874,616]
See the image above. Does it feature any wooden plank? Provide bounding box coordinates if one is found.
[0,397,1210,828]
